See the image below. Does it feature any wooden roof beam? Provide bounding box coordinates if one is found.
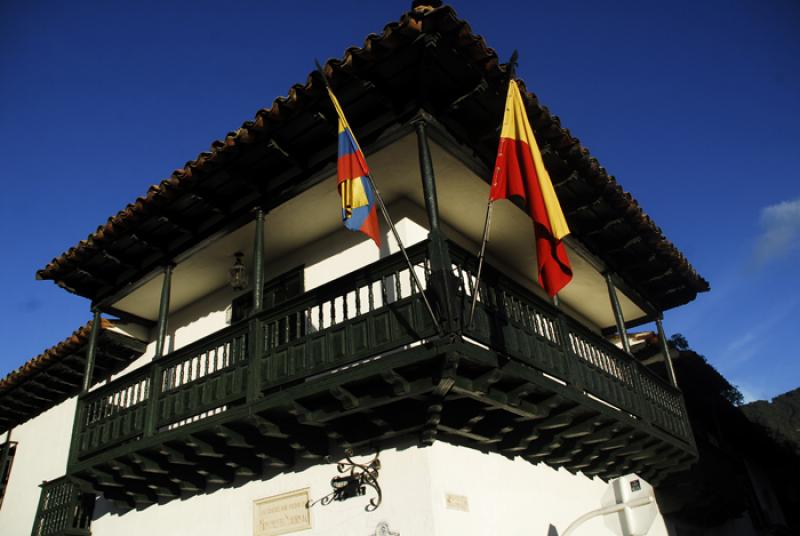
[0,402,30,416]
[38,371,81,391]
[267,136,307,171]
[155,215,196,238]
[73,267,117,291]
[187,192,228,217]
[24,380,69,398]
[100,250,137,272]
[325,62,399,113]
[582,217,628,238]
[128,231,172,255]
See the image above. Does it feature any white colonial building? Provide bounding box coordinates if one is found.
[1,3,711,535]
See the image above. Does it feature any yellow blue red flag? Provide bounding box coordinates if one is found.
[325,87,381,247]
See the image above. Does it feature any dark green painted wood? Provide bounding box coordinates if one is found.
[80,310,102,394]
[656,316,679,388]
[605,271,631,354]
[145,264,173,438]
[415,120,442,234]
[154,264,174,359]
[66,239,696,506]
[0,431,13,504]
[30,477,93,536]
[251,209,265,313]
[247,209,266,403]
[414,119,459,331]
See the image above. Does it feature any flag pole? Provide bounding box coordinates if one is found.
[315,60,442,335]
[467,50,519,328]
[467,201,493,327]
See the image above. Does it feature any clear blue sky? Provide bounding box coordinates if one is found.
[1,1,798,402]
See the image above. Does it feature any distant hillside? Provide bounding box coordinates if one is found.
[742,388,800,454]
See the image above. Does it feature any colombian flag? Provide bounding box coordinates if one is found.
[326,88,381,247]
[489,79,572,296]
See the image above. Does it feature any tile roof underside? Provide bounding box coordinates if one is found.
[35,3,709,312]
[0,320,147,433]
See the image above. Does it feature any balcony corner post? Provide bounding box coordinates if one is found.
[67,307,102,469]
[604,272,631,354]
[414,118,460,333]
[81,309,102,394]
[555,312,583,391]
[655,315,679,389]
[252,208,266,314]
[247,208,267,402]
[154,263,174,359]
[144,263,174,437]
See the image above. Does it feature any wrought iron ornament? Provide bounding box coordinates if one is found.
[308,449,382,511]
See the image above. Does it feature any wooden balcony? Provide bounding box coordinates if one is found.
[65,240,696,509]
[31,477,94,536]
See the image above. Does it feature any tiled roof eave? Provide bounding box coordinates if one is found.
[34,3,708,311]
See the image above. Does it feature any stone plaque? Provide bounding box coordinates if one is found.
[253,489,311,536]
[445,493,469,512]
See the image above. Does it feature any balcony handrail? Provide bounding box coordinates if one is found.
[76,240,433,429]
[79,363,151,405]
[255,239,431,326]
[72,235,692,465]
[81,238,681,414]
[156,319,250,371]
[447,239,681,397]
[632,348,682,396]
[447,240,561,315]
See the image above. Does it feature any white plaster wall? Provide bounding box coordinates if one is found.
[0,397,76,536]
[89,442,673,536]
[90,445,435,536]
[425,442,669,536]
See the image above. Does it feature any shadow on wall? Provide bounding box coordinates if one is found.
[547,523,559,535]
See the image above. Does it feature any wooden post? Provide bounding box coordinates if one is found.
[555,311,583,391]
[252,209,266,314]
[81,309,102,393]
[0,428,12,488]
[604,272,631,354]
[67,308,102,467]
[656,316,679,388]
[154,264,174,359]
[414,118,458,332]
[145,263,173,437]
[417,120,442,234]
[248,209,266,402]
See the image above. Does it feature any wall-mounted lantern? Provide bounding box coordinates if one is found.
[229,252,248,291]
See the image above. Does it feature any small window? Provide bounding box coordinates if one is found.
[0,441,18,509]
[231,265,305,323]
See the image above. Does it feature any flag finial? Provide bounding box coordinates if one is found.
[507,50,519,81]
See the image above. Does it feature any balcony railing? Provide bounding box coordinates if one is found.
[31,477,93,536]
[66,238,694,507]
[72,241,437,462]
[449,243,691,443]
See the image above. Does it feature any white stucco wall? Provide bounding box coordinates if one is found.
[88,441,671,536]
[0,397,76,536]
[425,443,669,536]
